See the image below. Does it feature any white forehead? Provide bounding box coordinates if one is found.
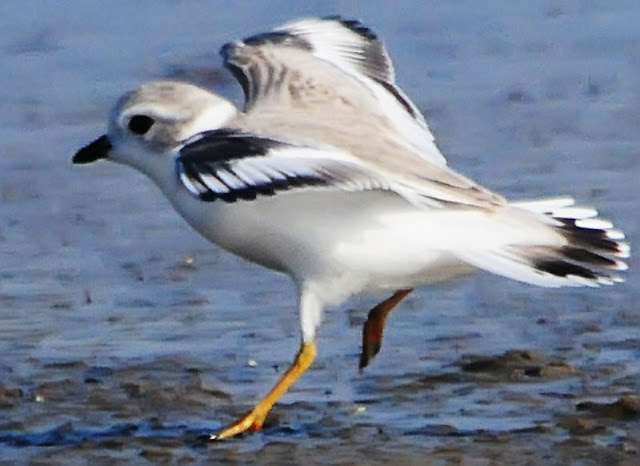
[112,81,237,132]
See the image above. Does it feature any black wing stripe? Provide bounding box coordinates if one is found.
[557,218,621,254]
[327,16,378,41]
[242,31,313,50]
[533,259,599,280]
[221,17,407,115]
[214,167,246,190]
[373,78,420,121]
[180,162,218,195]
[182,129,280,161]
[198,168,231,193]
[559,246,618,268]
[177,130,367,203]
[225,60,252,105]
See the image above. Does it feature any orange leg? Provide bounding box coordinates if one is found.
[211,341,317,440]
[359,289,413,370]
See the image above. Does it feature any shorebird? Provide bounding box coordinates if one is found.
[73,17,629,439]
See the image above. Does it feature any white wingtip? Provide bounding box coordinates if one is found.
[616,242,631,259]
[606,229,626,240]
[510,197,575,213]
[614,260,629,271]
[553,206,599,220]
[575,218,613,230]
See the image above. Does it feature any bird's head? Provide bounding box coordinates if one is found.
[73,81,237,181]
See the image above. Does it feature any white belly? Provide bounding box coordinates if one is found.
[165,186,476,304]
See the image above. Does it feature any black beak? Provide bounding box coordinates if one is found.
[73,135,112,164]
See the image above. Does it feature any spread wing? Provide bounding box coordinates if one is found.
[176,130,390,203]
[221,16,447,167]
[176,130,504,208]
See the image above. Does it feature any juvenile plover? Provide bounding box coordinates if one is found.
[74,17,629,439]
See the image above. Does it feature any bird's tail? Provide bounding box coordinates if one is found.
[454,197,629,287]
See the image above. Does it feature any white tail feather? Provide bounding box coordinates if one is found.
[455,197,629,288]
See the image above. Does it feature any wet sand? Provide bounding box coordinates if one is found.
[1,1,639,464]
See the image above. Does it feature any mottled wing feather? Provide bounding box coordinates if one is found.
[276,17,427,125]
[221,16,447,166]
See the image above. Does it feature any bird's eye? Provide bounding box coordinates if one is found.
[128,115,155,135]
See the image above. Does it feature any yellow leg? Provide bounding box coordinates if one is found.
[211,341,317,440]
[359,289,412,370]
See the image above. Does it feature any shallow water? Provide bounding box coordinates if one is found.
[1,0,639,464]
